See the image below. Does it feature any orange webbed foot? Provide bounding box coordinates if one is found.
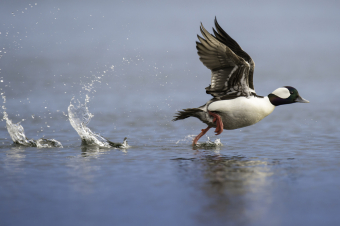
[208,111,224,135]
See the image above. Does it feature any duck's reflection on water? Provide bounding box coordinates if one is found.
[173,152,277,224]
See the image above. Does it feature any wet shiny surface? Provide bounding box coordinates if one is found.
[1,1,340,225]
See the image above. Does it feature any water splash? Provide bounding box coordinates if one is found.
[68,96,128,149]
[196,137,223,148]
[3,111,63,148]
[176,135,223,148]
[175,135,196,144]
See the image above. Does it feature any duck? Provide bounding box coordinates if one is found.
[173,18,309,146]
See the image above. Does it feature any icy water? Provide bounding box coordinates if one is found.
[1,1,340,226]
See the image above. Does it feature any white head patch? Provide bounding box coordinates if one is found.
[272,87,290,99]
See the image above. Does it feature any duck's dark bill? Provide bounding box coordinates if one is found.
[295,96,310,103]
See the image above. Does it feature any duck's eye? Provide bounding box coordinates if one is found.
[290,91,294,94]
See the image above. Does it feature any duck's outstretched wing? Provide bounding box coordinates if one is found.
[196,18,256,98]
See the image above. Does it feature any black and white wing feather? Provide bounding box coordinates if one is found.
[196,18,256,98]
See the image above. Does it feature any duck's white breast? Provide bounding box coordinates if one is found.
[208,96,275,130]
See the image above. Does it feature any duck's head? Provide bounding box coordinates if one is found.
[268,86,309,106]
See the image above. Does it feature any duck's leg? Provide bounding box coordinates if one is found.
[193,126,211,146]
[192,111,224,146]
[208,111,224,135]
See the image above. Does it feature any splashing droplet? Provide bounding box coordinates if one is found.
[68,97,129,149]
[3,111,62,148]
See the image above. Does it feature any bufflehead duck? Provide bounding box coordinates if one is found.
[173,18,309,146]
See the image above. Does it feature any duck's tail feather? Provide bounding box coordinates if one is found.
[172,108,204,121]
